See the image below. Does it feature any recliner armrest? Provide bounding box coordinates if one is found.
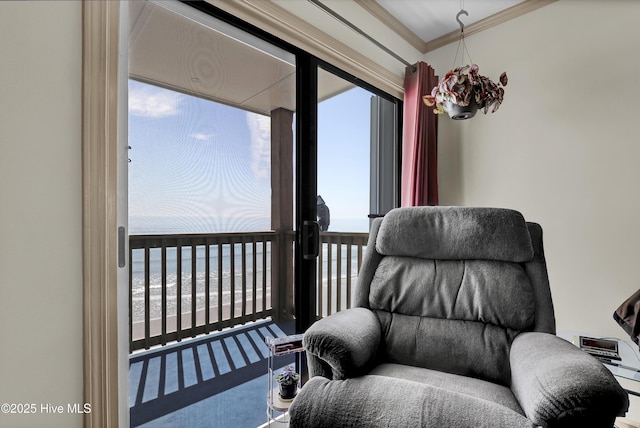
[303,307,381,380]
[510,332,629,427]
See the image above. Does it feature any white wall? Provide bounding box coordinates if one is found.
[427,0,640,340]
[0,2,84,427]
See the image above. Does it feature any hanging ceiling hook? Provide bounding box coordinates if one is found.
[456,9,468,33]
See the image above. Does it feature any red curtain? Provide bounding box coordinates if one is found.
[401,62,439,207]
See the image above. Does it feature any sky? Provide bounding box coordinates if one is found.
[128,79,373,234]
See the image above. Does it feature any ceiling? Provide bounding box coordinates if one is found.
[129,0,545,115]
[374,0,526,46]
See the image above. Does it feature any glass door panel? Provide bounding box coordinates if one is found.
[315,67,399,318]
[128,1,297,426]
[317,70,371,233]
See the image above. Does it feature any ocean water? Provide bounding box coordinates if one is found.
[129,216,370,235]
[130,243,272,323]
[130,217,369,324]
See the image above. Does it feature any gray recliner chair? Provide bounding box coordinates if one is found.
[289,207,628,428]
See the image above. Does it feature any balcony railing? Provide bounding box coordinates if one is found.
[317,232,369,317]
[129,230,368,352]
[129,232,275,352]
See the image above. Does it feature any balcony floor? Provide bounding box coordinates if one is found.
[130,318,295,427]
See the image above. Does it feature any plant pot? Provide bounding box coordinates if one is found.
[278,382,298,401]
[445,99,478,120]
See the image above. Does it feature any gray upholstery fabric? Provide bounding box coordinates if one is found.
[353,218,384,308]
[376,206,533,262]
[369,211,536,385]
[524,223,556,333]
[289,376,535,428]
[376,311,517,384]
[511,332,629,427]
[303,308,381,379]
[370,363,524,415]
[290,207,628,428]
[369,258,535,329]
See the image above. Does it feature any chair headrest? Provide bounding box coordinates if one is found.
[376,207,534,262]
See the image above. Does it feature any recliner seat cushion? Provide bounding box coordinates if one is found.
[370,363,525,416]
[289,375,534,428]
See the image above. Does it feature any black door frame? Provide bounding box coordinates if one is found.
[294,54,319,335]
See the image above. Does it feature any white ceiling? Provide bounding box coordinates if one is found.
[128,0,536,114]
[376,0,526,43]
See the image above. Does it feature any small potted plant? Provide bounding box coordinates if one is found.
[275,365,300,400]
[423,64,508,120]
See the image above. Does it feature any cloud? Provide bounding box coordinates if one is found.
[246,113,271,179]
[129,85,183,118]
[190,133,215,141]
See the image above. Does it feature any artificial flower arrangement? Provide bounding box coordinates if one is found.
[423,64,508,118]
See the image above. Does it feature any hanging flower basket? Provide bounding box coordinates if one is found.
[423,64,508,120]
[445,98,478,120]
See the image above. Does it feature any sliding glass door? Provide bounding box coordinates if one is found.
[126,1,401,424]
[128,1,299,425]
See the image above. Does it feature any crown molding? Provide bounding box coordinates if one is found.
[357,0,557,54]
[425,0,557,53]
[353,0,426,53]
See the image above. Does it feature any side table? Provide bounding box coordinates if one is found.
[265,334,304,426]
[557,331,640,391]
[557,331,640,424]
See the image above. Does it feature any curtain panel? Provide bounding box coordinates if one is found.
[401,62,439,207]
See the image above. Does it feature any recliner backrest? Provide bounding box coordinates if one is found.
[354,207,555,385]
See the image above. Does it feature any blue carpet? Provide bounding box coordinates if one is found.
[130,319,296,428]
[137,373,271,428]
